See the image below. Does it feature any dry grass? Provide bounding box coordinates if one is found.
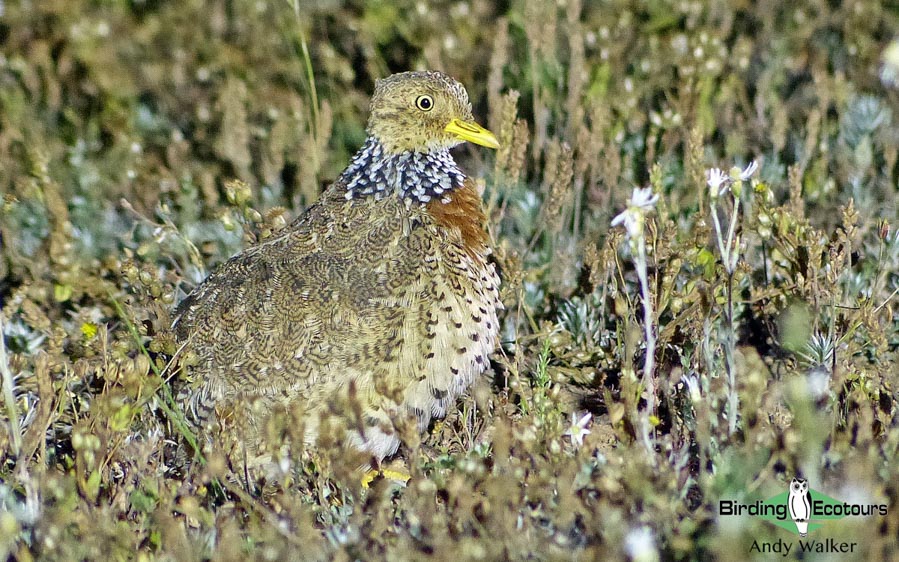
[1,1,898,560]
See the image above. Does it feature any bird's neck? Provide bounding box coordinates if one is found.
[340,137,466,205]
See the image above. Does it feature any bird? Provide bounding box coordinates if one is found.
[170,70,502,473]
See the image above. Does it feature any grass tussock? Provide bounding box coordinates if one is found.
[1,1,899,560]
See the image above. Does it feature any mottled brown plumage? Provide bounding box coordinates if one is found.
[172,71,502,468]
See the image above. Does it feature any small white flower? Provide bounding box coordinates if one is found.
[629,186,659,211]
[738,160,759,181]
[706,168,729,198]
[611,187,658,239]
[563,411,592,447]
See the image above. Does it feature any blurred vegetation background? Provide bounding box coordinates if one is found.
[1,0,898,560]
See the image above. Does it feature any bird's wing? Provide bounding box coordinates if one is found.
[171,189,435,404]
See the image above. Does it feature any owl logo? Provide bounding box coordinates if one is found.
[788,478,811,537]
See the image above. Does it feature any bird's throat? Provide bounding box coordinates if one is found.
[341,137,466,205]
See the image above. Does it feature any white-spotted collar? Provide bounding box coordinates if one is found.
[340,137,466,205]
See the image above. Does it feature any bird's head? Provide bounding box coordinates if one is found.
[367,70,499,154]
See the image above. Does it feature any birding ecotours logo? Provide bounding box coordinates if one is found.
[720,478,886,535]
[718,478,889,555]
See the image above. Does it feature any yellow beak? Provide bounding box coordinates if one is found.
[444,118,500,149]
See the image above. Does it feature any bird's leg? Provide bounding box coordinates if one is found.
[361,456,411,488]
[360,460,379,488]
[379,458,412,485]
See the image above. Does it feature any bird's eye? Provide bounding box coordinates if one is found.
[415,95,434,111]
